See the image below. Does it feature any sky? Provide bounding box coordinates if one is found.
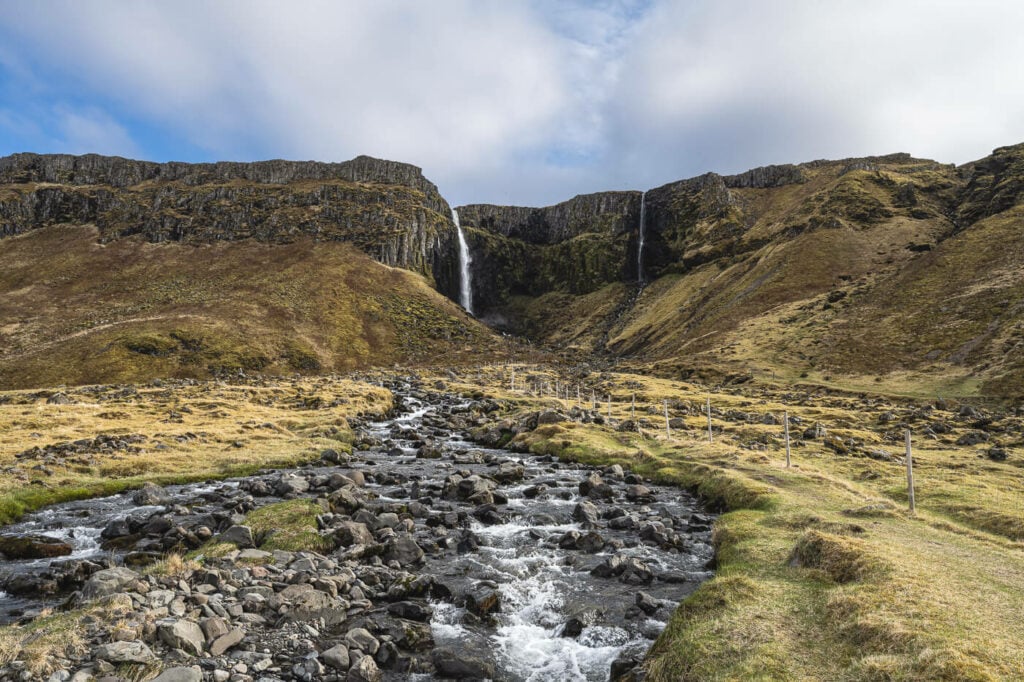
[1,0,1023,206]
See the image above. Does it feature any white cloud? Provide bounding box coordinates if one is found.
[1,0,1024,205]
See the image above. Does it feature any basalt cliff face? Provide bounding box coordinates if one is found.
[4,143,1024,397]
[0,153,504,388]
[459,144,1024,398]
[0,153,461,299]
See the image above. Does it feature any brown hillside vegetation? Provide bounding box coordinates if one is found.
[0,225,498,389]
[490,145,1024,399]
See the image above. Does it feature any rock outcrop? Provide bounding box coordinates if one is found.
[0,153,460,299]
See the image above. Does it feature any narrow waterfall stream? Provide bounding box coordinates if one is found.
[636,191,647,283]
[452,209,474,315]
[0,385,714,681]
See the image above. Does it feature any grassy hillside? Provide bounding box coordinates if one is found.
[446,366,1024,680]
[503,146,1024,399]
[0,224,500,389]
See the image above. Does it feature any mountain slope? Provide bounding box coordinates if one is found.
[0,224,496,389]
[462,144,1024,398]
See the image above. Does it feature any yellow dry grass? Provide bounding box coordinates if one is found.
[0,375,392,523]
[437,365,1024,681]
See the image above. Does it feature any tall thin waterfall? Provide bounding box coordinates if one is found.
[637,191,647,282]
[452,209,474,315]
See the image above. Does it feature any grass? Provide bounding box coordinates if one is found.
[0,594,136,678]
[442,365,1024,681]
[0,375,392,524]
[0,224,501,389]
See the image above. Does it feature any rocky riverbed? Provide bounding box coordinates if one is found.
[0,383,714,681]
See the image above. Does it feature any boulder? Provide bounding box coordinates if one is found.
[274,474,310,496]
[344,627,379,655]
[0,534,72,559]
[217,525,254,549]
[347,655,381,682]
[131,482,170,506]
[432,647,496,679]
[208,628,245,656]
[82,567,139,600]
[158,619,205,656]
[94,640,156,663]
[384,536,424,564]
[322,643,350,670]
[150,668,202,682]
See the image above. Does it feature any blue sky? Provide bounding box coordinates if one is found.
[1,0,1023,206]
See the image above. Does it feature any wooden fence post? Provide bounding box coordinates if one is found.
[784,410,791,468]
[664,400,671,438]
[631,393,636,420]
[905,429,915,513]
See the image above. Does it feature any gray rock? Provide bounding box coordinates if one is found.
[321,643,350,670]
[131,482,170,506]
[384,536,424,564]
[432,647,496,679]
[158,619,205,656]
[82,567,139,600]
[0,534,73,560]
[217,525,255,549]
[94,640,156,663]
[344,627,379,655]
[572,500,601,528]
[209,628,245,656]
[150,668,202,682]
[347,655,381,682]
[335,521,373,547]
[274,474,310,496]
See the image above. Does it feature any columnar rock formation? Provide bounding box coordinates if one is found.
[0,153,460,298]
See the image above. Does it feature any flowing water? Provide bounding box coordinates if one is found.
[452,208,474,315]
[637,191,647,283]
[0,388,714,680]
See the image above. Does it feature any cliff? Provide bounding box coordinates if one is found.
[0,153,460,299]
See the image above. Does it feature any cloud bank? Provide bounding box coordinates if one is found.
[1,0,1022,205]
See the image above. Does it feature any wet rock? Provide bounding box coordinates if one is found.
[0,534,73,559]
[274,474,310,496]
[432,647,496,679]
[335,521,374,547]
[625,484,654,502]
[347,655,382,682]
[494,461,525,483]
[321,448,345,464]
[577,531,606,553]
[572,500,601,528]
[329,487,364,513]
[384,536,424,564]
[635,591,662,615]
[579,473,613,499]
[82,567,139,600]
[388,601,433,621]
[465,588,501,620]
[131,482,170,506]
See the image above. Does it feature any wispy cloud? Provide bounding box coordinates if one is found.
[0,1,1022,205]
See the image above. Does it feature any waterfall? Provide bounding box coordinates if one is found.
[452,208,474,315]
[637,191,647,282]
